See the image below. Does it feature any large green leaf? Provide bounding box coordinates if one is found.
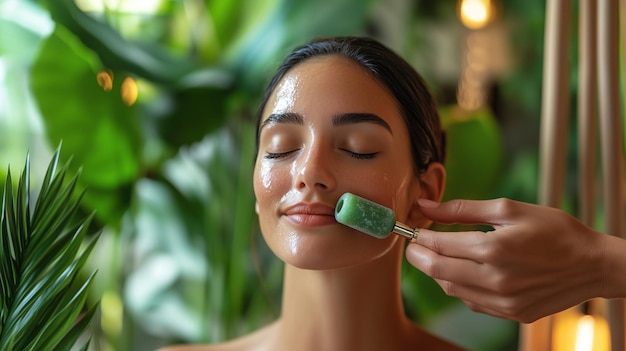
[0,148,99,351]
[30,25,140,188]
[38,0,237,151]
[29,24,141,224]
[44,0,198,85]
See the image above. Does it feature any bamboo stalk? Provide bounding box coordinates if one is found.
[577,0,607,334]
[622,0,626,164]
[597,0,626,349]
[578,0,598,228]
[536,0,572,208]
[520,0,572,349]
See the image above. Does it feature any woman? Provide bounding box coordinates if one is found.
[162,36,463,350]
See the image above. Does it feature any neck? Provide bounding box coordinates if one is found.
[270,241,421,351]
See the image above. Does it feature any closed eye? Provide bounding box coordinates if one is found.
[342,149,378,160]
[264,150,298,159]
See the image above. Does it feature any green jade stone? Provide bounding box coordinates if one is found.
[334,192,396,239]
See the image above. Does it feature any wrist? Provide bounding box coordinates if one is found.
[599,234,626,299]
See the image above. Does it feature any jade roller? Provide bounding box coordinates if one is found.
[334,192,419,241]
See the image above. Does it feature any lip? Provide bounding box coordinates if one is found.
[282,203,337,226]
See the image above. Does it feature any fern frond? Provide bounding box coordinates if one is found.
[0,148,100,351]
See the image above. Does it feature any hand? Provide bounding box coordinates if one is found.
[405,198,610,323]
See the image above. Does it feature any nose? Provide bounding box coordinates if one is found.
[294,144,336,192]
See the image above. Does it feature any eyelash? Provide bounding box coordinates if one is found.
[264,150,297,159]
[346,151,378,160]
[264,150,378,160]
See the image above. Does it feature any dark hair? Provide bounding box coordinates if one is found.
[255,36,446,173]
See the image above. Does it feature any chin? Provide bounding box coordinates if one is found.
[267,229,400,271]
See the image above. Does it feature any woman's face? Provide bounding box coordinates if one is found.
[254,55,422,270]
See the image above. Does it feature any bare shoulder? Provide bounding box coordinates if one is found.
[157,322,278,351]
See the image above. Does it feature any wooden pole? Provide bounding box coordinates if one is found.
[597,0,626,349]
[622,0,626,162]
[520,0,572,348]
[578,0,598,227]
[577,0,609,334]
[536,0,572,208]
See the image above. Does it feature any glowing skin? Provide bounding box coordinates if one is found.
[254,56,422,270]
[273,75,299,114]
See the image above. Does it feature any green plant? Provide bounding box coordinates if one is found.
[0,148,99,351]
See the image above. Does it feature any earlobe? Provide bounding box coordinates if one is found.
[406,162,446,227]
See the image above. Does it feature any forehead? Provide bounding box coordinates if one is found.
[263,56,401,121]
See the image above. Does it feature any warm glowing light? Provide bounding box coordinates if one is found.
[575,315,596,351]
[121,77,138,106]
[459,0,492,29]
[97,70,114,91]
[457,32,488,110]
[553,307,611,351]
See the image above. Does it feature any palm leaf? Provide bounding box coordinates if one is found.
[0,147,100,351]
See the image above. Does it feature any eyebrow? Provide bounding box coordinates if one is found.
[332,112,392,133]
[260,112,392,133]
[260,112,304,130]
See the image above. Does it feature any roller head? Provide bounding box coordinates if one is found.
[334,192,396,239]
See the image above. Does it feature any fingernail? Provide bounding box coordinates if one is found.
[417,199,439,208]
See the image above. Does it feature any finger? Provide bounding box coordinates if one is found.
[428,275,538,322]
[413,228,488,261]
[452,283,575,323]
[405,243,487,285]
[418,198,524,227]
[431,279,515,319]
[434,275,585,323]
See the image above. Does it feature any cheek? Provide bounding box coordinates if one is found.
[254,159,291,192]
[253,160,299,261]
[254,162,277,237]
[253,160,293,217]
[254,160,276,195]
[354,165,416,221]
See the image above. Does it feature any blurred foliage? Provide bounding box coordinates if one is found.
[440,105,504,201]
[0,0,561,350]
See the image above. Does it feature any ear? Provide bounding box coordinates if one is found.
[406,162,446,227]
[419,162,446,202]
